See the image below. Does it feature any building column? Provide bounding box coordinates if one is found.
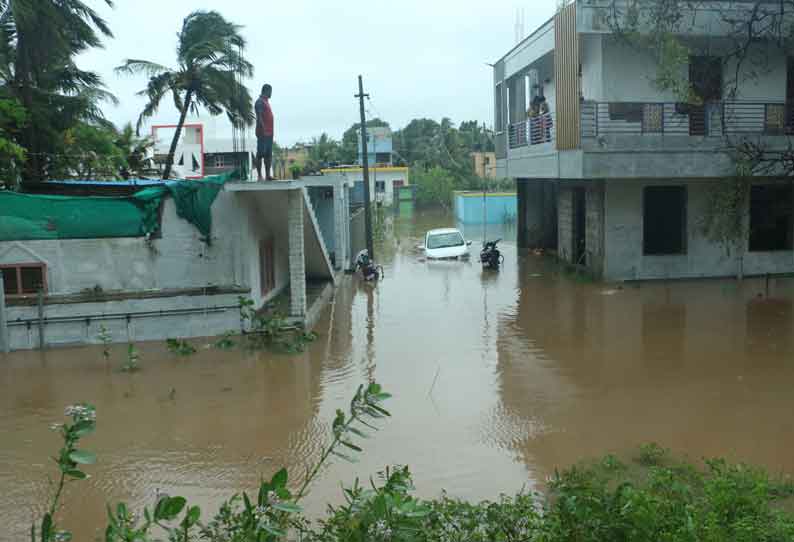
[332,182,348,271]
[288,189,307,318]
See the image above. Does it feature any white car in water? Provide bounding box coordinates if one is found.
[423,228,472,260]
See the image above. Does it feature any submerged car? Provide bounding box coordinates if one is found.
[423,228,472,260]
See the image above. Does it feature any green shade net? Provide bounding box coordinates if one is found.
[0,172,232,243]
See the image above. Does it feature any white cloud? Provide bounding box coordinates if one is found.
[78,0,558,145]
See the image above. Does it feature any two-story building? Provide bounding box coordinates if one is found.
[495,0,794,281]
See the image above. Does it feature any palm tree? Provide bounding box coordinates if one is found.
[0,0,117,182]
[117,10,254,180]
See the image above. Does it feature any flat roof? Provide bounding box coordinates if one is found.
[225,176,350,192]
[321,166,409,174]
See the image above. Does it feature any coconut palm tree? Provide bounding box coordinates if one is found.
[117,10,254,180]
[0,0,117,182]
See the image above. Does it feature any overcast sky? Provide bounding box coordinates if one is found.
[79,0,557,145]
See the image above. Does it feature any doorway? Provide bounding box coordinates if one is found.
[259,238,275,297]
[689,56,722,135]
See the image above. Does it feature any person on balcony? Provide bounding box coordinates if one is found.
[539,99,553,143]
[528,95,542,145]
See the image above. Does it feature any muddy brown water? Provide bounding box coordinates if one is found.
[3,208,794,540]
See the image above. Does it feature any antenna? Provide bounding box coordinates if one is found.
[514,8,525,45]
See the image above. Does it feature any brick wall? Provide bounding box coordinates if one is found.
[288,190,307,317]
[585,182,605,276]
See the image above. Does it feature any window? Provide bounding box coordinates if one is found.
[1,264,46,296]
[643,186,687,255]
[749,185,793,252]
[495,82,504,132]
[375,181,386,193]
[426,232,464,250]
[213,154,225,168]
[375,152,391,164]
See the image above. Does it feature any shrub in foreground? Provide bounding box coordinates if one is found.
[30,389,794,542]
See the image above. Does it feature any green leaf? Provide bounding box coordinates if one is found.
[341,440,363,452]
[272,502,302,514]
[68,450,96,465]
[348,426,369,439]
[72,420,95,438]
[270,467,288,488]
[181,505,200,528]
[258,483,272,507]
[116,503,127,520]
[154,496,186,521]
[65,469,87,479]
[260,523,286,537]
[40,514,52,542]
[243,492,253,514]
[369,404,392,417]
[331,450,359,463]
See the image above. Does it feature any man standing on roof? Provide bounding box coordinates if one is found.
[255,84,275,181]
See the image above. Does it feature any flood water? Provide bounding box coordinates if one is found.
[3,208,794,539]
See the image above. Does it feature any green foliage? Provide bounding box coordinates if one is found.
[121,344,140,372]
[637,442,668,466]
[0,95,28,188]
[304,467,431,542]
[213,331,236,350]
[1,0,117,183]
[97,325,112,362]
[117,10,254,180]
[166,338,197,356]
[27,397,794,542]
[31,403,96,542]
[541,451,794,542]
[238,296,318,353]
[40,384,391,541]
[700,176,749,253]
[412,166,457,208]
[304,133,344,173]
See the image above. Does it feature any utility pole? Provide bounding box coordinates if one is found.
[356,75,375,260]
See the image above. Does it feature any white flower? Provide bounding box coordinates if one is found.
[368,520,392,540]
[266,490,281,505]
[49,423,64,431]
[254,505,269,516]
[64,404,95,422]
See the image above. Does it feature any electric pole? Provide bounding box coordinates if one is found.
[356,75,375,260]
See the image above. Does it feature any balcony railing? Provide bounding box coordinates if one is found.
[581,101,794,138]
[508,112,556,149]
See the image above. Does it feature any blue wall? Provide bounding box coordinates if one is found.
[454,193,517,224]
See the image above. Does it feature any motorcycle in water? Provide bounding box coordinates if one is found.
[354,250,384,282]
[479,239,504,270]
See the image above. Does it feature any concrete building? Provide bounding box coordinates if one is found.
[322,166,410,207]
[472,151,497,179]
[0,175,355,351]
[494,0,794,281]
[358,127,394,166]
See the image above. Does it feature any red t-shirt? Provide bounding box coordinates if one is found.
[255,96,274,138]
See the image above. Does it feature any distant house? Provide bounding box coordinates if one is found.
[472,151,497,179]
[358,126,394,166]
[322,166,410,207]
[493,0,794,281]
